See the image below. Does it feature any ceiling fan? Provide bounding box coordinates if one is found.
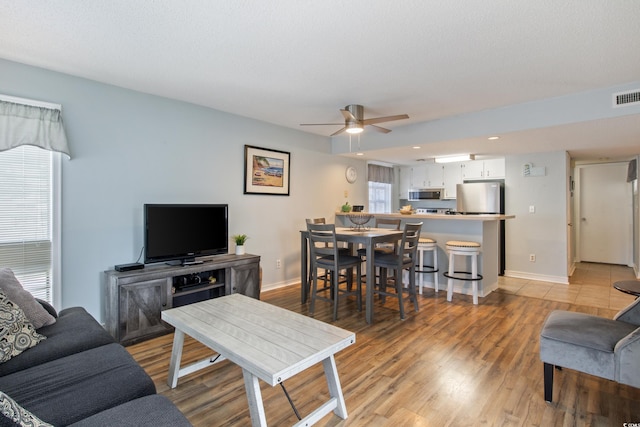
[300,104,409,136]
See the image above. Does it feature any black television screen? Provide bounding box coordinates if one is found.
[144,204,228,264]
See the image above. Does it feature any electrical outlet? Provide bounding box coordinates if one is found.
[529,205,535,213]
[529,254,536,262]
[276,259,281,269]
[344,190,348,198]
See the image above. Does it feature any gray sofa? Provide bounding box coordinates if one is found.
[0,302,191,427]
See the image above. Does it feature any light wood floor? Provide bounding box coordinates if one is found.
[128,262,640,426]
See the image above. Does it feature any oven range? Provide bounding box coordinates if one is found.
[415,208,450,214]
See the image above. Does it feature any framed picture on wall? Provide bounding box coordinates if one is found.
[244,145,291,196]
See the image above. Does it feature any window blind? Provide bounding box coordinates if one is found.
[0,145,52,301]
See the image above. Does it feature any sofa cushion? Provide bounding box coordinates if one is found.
[0,343,156,426]
[0,290,46,363]
[68,395,192,427]
[0,391,52,427]
[0,306,114,376]
[0,269,55,329]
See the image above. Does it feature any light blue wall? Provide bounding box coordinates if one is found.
[504,151,570,282]
[0,58,368,321]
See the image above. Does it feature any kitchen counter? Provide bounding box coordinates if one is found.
[336,212,515,301]
[337,212,514,221]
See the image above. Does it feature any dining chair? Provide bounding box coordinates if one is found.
[305,218,350,288]
[357,218,402,257]
[307,222,363,321]
[372,222,422,320]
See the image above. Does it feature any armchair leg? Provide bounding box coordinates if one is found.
[543,362,554,402]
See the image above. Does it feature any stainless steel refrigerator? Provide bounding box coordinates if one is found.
[456,182,502,214]
[456,181,505,274]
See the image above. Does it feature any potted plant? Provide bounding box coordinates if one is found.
[232,234,249,255]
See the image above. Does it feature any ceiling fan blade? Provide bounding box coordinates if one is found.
[330,127,347,136]
[340,109,356,121]
[362,114,409,126]
[300,123,345,126]
[369,124,392,134]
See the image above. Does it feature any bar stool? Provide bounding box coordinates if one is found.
[443,240,482,304]
[416,237,439,295]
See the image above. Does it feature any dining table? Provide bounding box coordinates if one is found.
[300,227,405,324]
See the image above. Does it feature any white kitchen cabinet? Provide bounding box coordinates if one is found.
[461,159,505,180]
[425,164,444,188]
[411,166,427,188]
[443,162,463,198]
[483,158,505,178]
[461,160,485,179]
[399,166,411,199]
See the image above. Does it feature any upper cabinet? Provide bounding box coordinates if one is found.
[443,162,463,199]
[411,166,427,188]
[399,158,504,199]
[398,166,411,199]
[425,164,444,188]
[460,159,505,180]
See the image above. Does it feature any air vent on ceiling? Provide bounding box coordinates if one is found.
[613,89,640,108]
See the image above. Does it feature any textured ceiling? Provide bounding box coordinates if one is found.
[1,1,639,164]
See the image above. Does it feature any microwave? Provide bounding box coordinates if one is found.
[408,189,442,201]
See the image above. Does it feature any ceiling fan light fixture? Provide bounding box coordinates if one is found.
[434,154,475,163]
[345,122,364,134]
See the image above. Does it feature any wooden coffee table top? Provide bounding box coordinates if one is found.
[161,294,356,386]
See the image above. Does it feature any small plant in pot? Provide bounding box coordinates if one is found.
[232,234,249,255]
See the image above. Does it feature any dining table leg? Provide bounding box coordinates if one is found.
[366,242,375,324]
[301,232,309,304]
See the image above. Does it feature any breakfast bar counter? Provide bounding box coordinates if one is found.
[336,212,515,301]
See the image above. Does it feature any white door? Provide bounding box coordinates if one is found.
[578,163,631,265]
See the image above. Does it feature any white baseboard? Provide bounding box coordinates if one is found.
[503,270,569,285]
[261,279,299,292]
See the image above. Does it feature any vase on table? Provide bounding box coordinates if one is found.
[235,245,245,255]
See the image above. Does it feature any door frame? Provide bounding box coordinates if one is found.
[574,162,633,266]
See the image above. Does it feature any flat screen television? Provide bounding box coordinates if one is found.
[144,204,228,265]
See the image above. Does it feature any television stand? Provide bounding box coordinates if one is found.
[103,253,260,346]
[181,260,204,266]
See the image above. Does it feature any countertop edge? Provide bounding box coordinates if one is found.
[336,212,515,221]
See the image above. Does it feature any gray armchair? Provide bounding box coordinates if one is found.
[540,297,640,402]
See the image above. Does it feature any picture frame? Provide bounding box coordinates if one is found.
[244,145,291,196]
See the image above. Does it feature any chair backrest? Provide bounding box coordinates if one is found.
[306,217,326,225]
[375,218,401,230]
[398,222,422,260]
[307,222,339,259]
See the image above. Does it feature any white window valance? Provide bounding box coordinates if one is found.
[0,94,71,158]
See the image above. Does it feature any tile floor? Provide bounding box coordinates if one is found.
[497,262,638,311]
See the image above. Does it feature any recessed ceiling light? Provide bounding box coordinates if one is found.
[488,136,500,140]
[413,146,421,149]
[356,152,364,156]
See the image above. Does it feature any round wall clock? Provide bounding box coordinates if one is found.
[345,166,357,183]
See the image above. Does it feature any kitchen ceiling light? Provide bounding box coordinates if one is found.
[434,154,475,163]
[488,136,500,140]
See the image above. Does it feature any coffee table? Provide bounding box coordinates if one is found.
[613,280,640,297]
[161,294,356,426]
